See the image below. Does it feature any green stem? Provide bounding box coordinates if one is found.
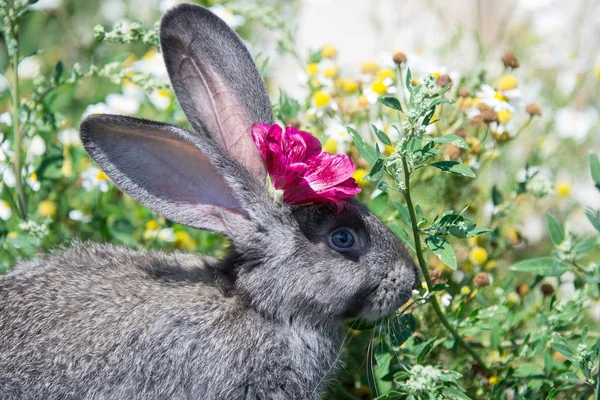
[11,51,27,220]
[400,156,492,375]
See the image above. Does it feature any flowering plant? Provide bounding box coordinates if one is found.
[251,123,360,206]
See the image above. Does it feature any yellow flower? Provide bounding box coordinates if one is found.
[7,232,18,239]
[466,137,481,154]
[506,292,520,303]
[313,91,331,107]
[174,230,196,250]
[488,376,500,385]
[376,68,395,82]
[61,157,73,177]
[494,91,508,102]
[145,220,159,230]
[323,139,338,154]
[484,259,498,270]
[555,181,571,197]
[497,109,512,124]
[352,168,369,187]
[460,286,471,296]
[305,63,319,76]
[37,200,57,218]
[321,45,337,59]
[340,79,358,93]
[96,171,109,181]
[469,246,488,265]
[371,80,388,95]
[323,66,339,79]
[357,95,369,108]
[498,75,518,91]
[360,60,379,74]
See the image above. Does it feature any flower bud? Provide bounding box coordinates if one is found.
[473,272,491,287]
[392,51,407,65]
[525,103,542,117]
[458,88,472,97]
[501,52,519,69]
[540,283,555,296]
[436,74,452,88]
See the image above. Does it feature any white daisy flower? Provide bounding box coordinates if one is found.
[81,167,110,192]
[58,128,81,147]
[554,107,598,142]
[0,200,11,221]
[69,209,92,223]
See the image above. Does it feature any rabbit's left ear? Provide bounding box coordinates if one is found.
[160,4,272,181]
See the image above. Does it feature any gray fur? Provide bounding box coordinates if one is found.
[0,3,419,399]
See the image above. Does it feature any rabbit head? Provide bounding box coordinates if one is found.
[80,4,419,326]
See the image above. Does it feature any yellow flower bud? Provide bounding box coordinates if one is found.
[357,95,370,108]
[469,246,488,265]
[460,286,471,296]
[360,60,379,74]
[174,230,196,250]
[498,75,518,91]
[555,181,571,197]
[352,168,369,187]
[506,292,520,303]
[37,200,57,218]
[145,220,159,230]
[323,139,338,154]
[371,80,388,95]
[497,109,512,124]
[305,63,319,76]
[313,90,331,107]
[323,66,339,79]
[341,79,359,93]
[321,45,337,59]
[488,376,500,385]
[376,68,395,82]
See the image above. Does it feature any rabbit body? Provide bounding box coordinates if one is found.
[0,242,340,399]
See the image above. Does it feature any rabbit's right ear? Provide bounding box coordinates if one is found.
[160,4,273,181]
[80,114,254,237]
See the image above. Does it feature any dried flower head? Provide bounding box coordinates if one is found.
[501,52,520,69]
[481,109,499,123]
[516,283,529,296]
[429,269,446,284]
[540,283,555,296]
[473,272,491,287]
[525,103,542,117]
[458,88,472,98]
[392,51,407,65]
[470,115,485,127]
[436,74,452,88]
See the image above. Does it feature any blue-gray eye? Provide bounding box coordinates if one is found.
[330,230,355,249]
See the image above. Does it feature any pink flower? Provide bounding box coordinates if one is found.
[251,123,361,206]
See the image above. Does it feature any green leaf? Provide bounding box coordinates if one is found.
[546,214,565,245]
[430,134,469,149]
[392,201,411,226]
[466,227,493,238]
[53,60,64,83]
[389,314,417,347]
[405,68,413,94]
[584,207,600,233]
[347,126,378,165]
[442,387,472,400]
[368,158,385,179]
[509,257,569,276]
[371,124,392,146]
[430,161,476,178]
[369,192,388,218]
[390,223,415,252]
[378,96,402,112]
[426,236,457,270]
[589,153,600,190]
[513,363,545,378]
[491,185,503,206]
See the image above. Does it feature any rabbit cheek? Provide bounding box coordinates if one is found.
[359,266,415,319]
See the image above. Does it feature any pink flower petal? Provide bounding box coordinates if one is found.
[250,123,361,206]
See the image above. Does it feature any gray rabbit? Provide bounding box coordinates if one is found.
[0,4,419,399]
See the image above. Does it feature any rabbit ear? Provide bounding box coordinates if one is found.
[160,4,272,181]
[80,114,254,237]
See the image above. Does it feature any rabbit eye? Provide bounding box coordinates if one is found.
[329,229,356,250]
